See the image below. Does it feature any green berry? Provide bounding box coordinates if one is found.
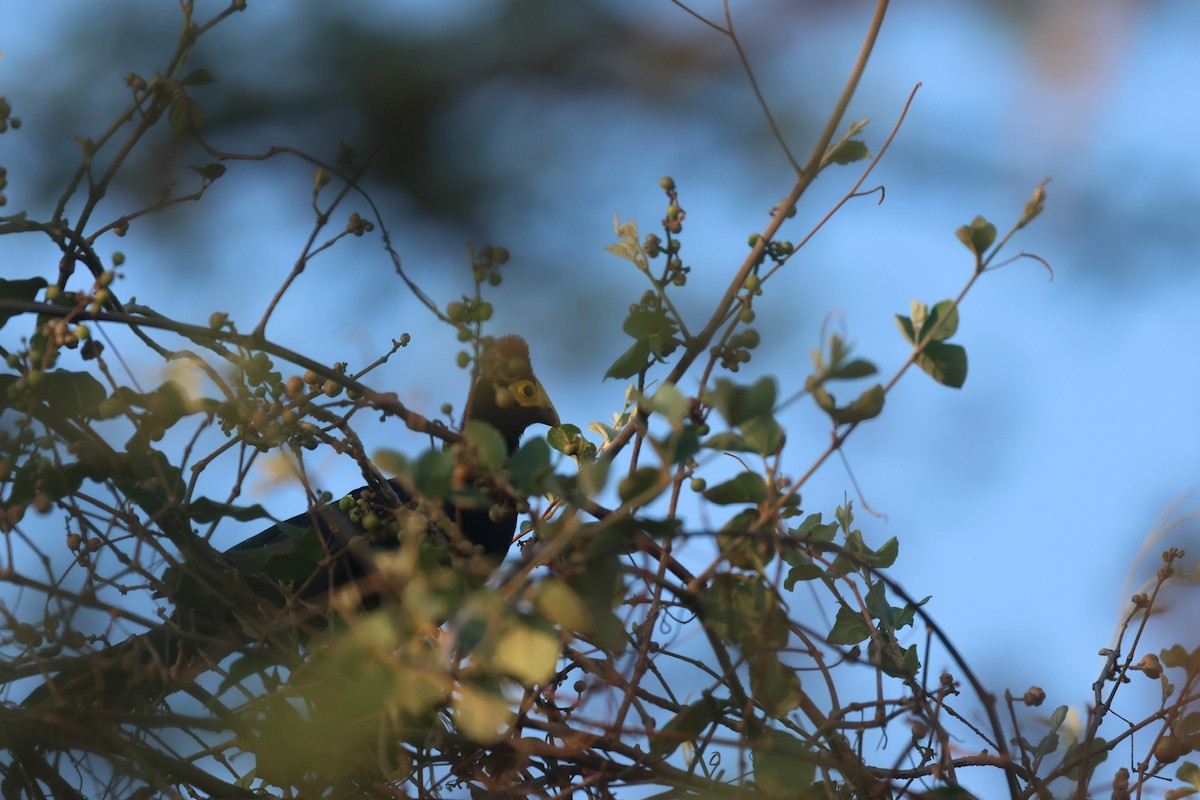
[743,274,761,293]
[690,477,706,492]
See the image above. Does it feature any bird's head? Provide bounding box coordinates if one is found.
[466,335,559,452]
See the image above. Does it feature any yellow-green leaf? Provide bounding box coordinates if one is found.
[491,622,560,687]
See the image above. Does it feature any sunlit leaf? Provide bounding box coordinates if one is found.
[491,621,560,687]
[452,683,513,743]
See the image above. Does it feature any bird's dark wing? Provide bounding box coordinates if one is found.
[224,477,518,599]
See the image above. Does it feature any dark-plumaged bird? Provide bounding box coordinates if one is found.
[227,334,559,596]
[23,335,557,710]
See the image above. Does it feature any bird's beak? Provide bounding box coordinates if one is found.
[535,382,560,428]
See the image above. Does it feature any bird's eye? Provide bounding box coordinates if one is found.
[514,381,536,400]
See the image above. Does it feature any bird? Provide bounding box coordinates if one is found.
[224,334,559,599]
[24,334,558,709]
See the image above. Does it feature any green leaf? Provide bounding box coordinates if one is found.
[782,552,822,588]
[188,497,272,524]
[1175,761,1200,791]
[740,414,783,456]
[490,621,560,687]
[225,522,325,582]
[657,425,701,466]
[452,683,513,743]
[956,215,997,256]
[1162,645,1200,676]
[791,513,838,542]
[650,696,722,759]
[1034,730,1060,759]
[706,376,776,427]
[703,575,789,652]
[38,370,107,417]
[623,308,676,341]
[189,162,226,181]
[1063,737,1108,781]
[703,472,767,505]
[168,94,203,134]
[413,449,455,499]
[895,314,916,345]
[827,606,870,645]
[648,382,688,424]
[831,358,878,380]
[605,340,651,380]
[916,342,968,388]
[618,467,661,504]
[818,118,870,172]
[0,278,47,328]
[508,437,553,496]
[564,545,626,652]
[826,383,884,426]
[824,138,870,166]
[373,448,409,476]
[922,299,959,342]
[749,655,803,717]
[462,420,508,472]
[181,68,217,86]
[752,729,814,795]
[109,447,187,527]
[578,459,610,495]
[533,579,593,633]
[701,431,753,452]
